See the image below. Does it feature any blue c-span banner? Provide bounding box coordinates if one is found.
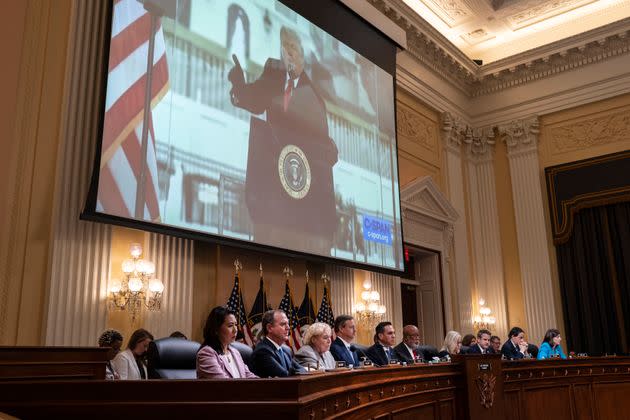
[362,215,392,246]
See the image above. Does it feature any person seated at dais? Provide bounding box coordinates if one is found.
[366,321,397,366]
[501,327,529,360]
[438,331,462,358]
[393,325,422,364]
[467,329,492,355]
[295,322,336,370]
[112,328,153,380]
[537,328,567,360]
[251,310,305,377]
[197,306,258,379]
[329,315,360,367]
[98,329,123,380]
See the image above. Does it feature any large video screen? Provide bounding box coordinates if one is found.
[92,0,403,270]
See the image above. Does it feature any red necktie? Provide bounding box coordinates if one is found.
[283,77,295,112]
[413,349,418,359]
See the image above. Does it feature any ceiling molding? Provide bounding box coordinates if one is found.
[369,0,630,98]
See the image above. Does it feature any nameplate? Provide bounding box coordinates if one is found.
[362,360,373,367]
[389,359,399,365]
[478,362,491,371]
[336,361,347,368]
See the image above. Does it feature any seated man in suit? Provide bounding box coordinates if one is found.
[329,315,360,367]
[501,326,530,360]
[251,309,305,377]
[393,325,422,364]
[366,321,397,366]
[467,329,492,354]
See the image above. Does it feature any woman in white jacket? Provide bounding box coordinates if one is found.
[112,328,154,380]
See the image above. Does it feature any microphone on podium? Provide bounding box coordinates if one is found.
[350,345,374,367]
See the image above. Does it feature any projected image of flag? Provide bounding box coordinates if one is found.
[97,0,170,221]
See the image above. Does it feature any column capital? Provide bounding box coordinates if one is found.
[501,117,540,157]
[441,112,466,154]
[464,126,496,163]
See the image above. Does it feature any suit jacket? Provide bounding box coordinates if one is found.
[231,58,338,239]
[501,340,525,360]
[393,342,417,364]
[329,337,360,367]
[294,345,336,370]
[251,337,305,378]
[111,349,147,380]
[467,344,490,354]
[196,345,258,379]
[365,343,393,367]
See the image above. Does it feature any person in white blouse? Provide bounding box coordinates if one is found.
[295,322,336,370]
[112,328,154,380]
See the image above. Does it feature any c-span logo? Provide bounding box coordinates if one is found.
[278,144,311,200]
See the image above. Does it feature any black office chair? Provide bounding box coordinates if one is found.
[528,343,539,359]
[417,345,439,361]
[147,337,201,379]
[231,341,254,371]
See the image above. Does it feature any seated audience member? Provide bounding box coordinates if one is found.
[393,325,422,364]
[467,329,492,354]
[501,327,529,360]
[537,328,567,360]
[329,315,360,367]
[112,328,154,380]
[438,331,462,358]
[251,310,305,377]
[197,306,257,379]
[490,335,501,354]
[366,321,397,366]
[169,331,188,340]
[295,322,336,370]
[462,334,477,348]
[98,329,123,380]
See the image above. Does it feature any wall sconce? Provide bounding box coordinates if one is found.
[109,243,164,323]
[473,298,496,331]
[354,280,386,326]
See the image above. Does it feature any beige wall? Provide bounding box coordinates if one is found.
[0,0,72,345]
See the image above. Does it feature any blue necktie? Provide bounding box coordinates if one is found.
[385,347,392,361]
[278,348,287,369]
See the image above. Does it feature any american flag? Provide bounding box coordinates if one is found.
[97,0,169,221]
[278,279,302,352]
[316,283,335,327]
[226,273,253,346]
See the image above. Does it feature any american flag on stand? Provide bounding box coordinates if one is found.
[316,282,334,327]
[97,0,169,221]
[278,279,302,352]
[226,273,254,346]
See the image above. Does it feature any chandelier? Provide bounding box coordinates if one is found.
[109,243,164,323]
[354,280,386,324]
[473,298,496,331]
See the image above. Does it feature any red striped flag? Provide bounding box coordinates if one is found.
[98,0,169,221]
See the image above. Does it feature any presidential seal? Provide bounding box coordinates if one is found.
[278,144,311,199]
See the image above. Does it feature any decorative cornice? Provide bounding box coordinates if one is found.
[368,0,630,97]
[500,117,540,157]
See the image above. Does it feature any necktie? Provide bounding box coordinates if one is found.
[283,77,295,112]
[385,347,392,361]
[412,349,418,359]
[278,348,287,370]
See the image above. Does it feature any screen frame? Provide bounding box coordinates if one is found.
[82,0,406,275]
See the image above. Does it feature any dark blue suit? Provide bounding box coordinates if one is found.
[251,337,304,377]
[365,344,392,367]
[501,340,524,360]
[329,337,359,366]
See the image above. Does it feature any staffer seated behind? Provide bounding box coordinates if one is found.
[393,325,422,364]
[438,331,462,358]
[98,329,123,380]
[462,334,477,348]
[295,322,336,370]
[467,329,492,354]
[537,328,567,360]
[501,327,530,360]
[329,315,360,367]
[366,321,397,366]
[112,328,153,380]
[251,309,305,377]
[197,306,258,379]
[490,335,501,354]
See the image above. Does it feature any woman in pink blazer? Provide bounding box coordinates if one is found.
[197,306,258,379]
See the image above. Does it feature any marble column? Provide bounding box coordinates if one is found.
[464,128,509,338]
[441,112,473,333]
[502,117,557,342]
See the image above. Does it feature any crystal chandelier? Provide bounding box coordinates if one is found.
[109,243,164,323]
[354,280,386,325]
[473,298,496,331]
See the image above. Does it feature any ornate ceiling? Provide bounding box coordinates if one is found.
[399,0,630,64]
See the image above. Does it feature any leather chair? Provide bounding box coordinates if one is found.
[230,341,254,371]
[147,337,201,379]
[417,345,439,361]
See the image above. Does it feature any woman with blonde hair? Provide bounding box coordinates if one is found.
[295,322,336,370]
[438,331,462,358]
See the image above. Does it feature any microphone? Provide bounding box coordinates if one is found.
[350,345,373,367]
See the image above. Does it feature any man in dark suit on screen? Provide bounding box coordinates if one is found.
[227,26,338,256]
